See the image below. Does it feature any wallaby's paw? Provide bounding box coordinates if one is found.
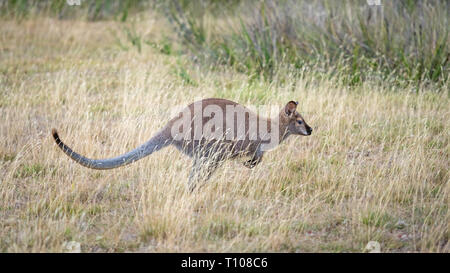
[244,160,256,169]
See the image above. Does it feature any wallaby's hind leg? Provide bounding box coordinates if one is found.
[188,158,201,192]
[188,157,221,192]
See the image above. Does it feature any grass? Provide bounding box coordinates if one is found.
[165,0,449,88]
[0,0,153,21]
[0,9,449,252]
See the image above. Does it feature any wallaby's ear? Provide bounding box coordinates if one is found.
[285,101,298,116]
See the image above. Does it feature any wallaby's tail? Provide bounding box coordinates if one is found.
[51,128,170,170]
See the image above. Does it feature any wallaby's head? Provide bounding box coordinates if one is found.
[282,101,312,136]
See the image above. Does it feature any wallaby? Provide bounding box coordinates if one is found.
[52,98,312,190]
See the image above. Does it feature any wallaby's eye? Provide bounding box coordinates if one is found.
[297,120,303,125]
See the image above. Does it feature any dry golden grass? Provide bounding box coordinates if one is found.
[0,17,448,252]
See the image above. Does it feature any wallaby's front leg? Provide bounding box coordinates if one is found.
[243,149,264,169]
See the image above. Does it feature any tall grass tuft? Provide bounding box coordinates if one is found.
[165,0,449,88]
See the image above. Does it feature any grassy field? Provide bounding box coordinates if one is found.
[0,9,448,252]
